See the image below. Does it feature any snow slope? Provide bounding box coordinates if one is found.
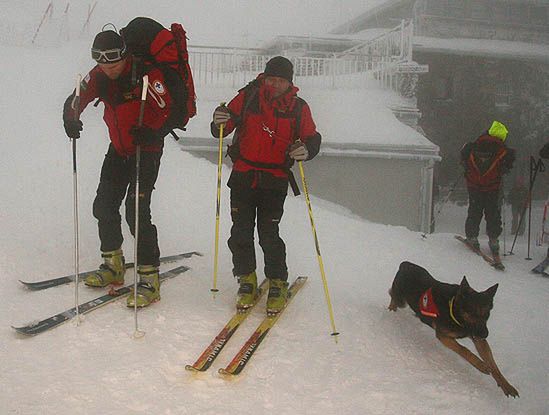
[0,36,548,415]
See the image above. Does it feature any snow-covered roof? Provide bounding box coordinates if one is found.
[330,0,409,34]
[413,36,549,63]
[183,84,439,160]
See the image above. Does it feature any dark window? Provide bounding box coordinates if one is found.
[471,3,491,20]
[427,0,447,16]
[530,6,548,26]
[493,3,510,22]
[448,0,467,18]
[508,4,528,24]
[434,76,453,100]
[495,78,512,108]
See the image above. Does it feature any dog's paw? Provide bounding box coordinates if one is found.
[499,381,519,398]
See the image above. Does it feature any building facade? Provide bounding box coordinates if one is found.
[332,0,549,196]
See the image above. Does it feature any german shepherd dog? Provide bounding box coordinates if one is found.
[388,261,519,397]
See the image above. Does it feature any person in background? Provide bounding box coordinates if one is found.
[62,29,186,307]
[210,56,321,315]
[460,121,515,261]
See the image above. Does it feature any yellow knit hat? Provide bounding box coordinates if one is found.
[488,121,508,141]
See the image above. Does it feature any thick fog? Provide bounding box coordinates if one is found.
[1,0,381,46]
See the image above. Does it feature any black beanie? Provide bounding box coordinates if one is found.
[264,56,293,83]
[91,30,127,62]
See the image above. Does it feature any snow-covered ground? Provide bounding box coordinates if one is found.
[1,27,548,415]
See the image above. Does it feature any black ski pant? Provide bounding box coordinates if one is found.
[228,186,288,281]
[93,145,161,266]
[465,189,502,240]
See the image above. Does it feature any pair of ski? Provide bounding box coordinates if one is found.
[19,251,201,291]
[455,235,505,271]
[12,252,200,336]
[186,276,307,377]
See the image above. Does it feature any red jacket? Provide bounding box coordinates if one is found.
[214,77,321,178]
[462,134,514,192]
[64,58,181,157]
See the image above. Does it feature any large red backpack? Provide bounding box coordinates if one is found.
[121,17,196,130]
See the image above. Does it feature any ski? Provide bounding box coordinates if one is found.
[455,235,505,271]
[12,265,190,336]
[531,256,549,277]
[19,251,201,291]
[531,256,549,273]
[185,279,269,372]
[218,276,307,377]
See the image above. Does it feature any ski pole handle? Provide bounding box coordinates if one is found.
[74,74,81,122]
[219,101,227,139]
[137,75,149,127]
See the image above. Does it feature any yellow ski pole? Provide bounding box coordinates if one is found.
[212,103,226,294]
[297,158,339,340]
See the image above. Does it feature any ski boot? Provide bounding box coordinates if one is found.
[488,238,500,255]
[488,239,504,270]
[465,236,480,251]
[85,249,125,287]
[236,271,258,311]
[266,278,289,316]
[127,265,160,308]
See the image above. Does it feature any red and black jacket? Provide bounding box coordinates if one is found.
[63,57,185,157]
[211,76,321,187]
[461,134,515,192]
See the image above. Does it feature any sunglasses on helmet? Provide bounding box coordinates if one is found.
[91,46,127,63]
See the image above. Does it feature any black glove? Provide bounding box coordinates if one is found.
[130,126,160,146]
[64,119,83,139]
[212,105,231,126]
[288,141,309,161]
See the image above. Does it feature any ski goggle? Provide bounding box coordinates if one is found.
[91,46,127,63]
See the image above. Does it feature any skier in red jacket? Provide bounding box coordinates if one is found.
[460,121,515,260]
[62,29,186,307]
[210,56,321,314]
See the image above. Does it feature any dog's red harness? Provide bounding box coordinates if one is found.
[419,288,439,318]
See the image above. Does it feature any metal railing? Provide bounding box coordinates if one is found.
[337,20,414,62]
[188,20,416,91]
[189,50,386,88]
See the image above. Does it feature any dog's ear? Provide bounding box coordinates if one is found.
[484,283,499,299]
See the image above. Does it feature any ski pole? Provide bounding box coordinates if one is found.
[212,102,226,294]
[421,175,461,238]
[502,190,507,256]
[133,74,149,338]
[297,155,339,340]
[72,74,82,324]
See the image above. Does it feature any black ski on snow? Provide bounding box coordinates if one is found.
[531,256,549,277]
[455,235,505,271]
[19,251,201,291]
[185,279,269,373]
[218,276,307,377]
[12,265,190,336]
